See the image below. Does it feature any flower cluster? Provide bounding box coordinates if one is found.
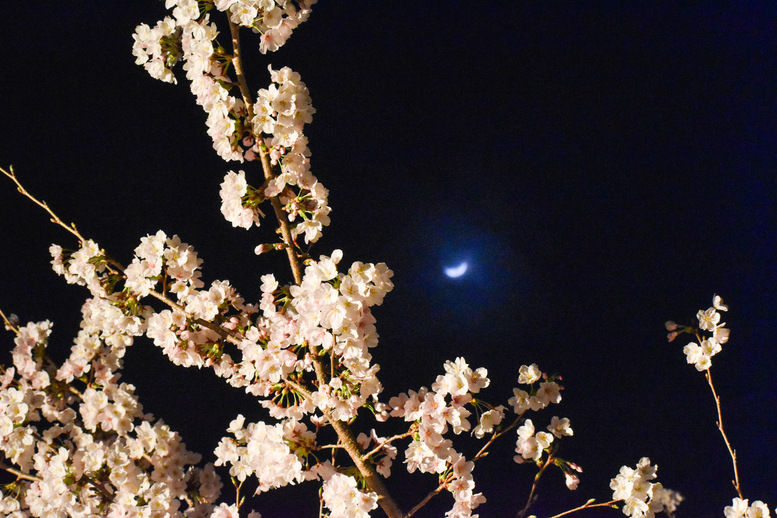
[250,65,330,244]
[133,1,317,163]
[219,0,317,54]
[213,415,306,492]
[50,240,108,298]
[252,66,315,150]
[219,170,259,229]
[132,17,180,84]
[505,364,581,489]
[610,458,683,518]
[514,416,571,463]
[508,362,562,414]
[387,358,488,516]
[135,2,331,246]
[0,318,223,517]
[725,498,773,518]
[384,360,579,517]
[321,472,378,518]
[674,294,730,371]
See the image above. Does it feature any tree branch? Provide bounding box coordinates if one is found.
[226,19,402,518]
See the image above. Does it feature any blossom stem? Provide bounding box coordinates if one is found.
[705,369,744,499]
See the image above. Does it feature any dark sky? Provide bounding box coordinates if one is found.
[1,2,776,516]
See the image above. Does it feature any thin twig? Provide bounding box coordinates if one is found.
[705,368,744,499]
[517,455,553,518]
[1,166,86,244]
[546,499,620,518]
[363,429,416,460]
[317,444,347,451]
[405,475,452,518]
[473,413,523,461]
[0,308,20,336]
[234,478,245,511]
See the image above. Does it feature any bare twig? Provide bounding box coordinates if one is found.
[517,455,553,518]
[546,498,620,518]
[405,476,452,518]
[473,413,523,462]
[363,428,416,460]
[705,368,744,499]
[1,166,86,244]
[317,443,347,451]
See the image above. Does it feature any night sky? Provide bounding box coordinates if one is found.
[1,2,776,516]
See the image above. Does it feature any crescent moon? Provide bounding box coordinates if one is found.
[444,262,468,278]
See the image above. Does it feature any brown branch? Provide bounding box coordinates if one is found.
[226,19,402,518]
[228,19,254,120]
[228,20,303,285]
[0,462,42,483]
[284,377,403,518]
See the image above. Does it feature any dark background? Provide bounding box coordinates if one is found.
[1,2,776,516]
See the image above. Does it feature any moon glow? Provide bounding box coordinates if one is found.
[444,261,469,278]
